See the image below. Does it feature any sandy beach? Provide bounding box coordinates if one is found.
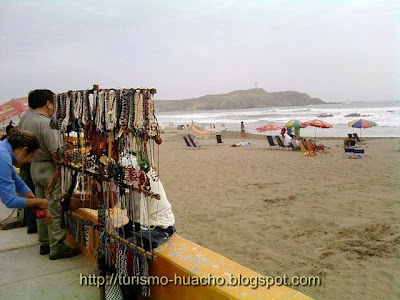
[156,129,400,300]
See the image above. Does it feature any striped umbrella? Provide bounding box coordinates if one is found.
[347,119,377,128]
[348,119,377,140]
[285,120,307,129]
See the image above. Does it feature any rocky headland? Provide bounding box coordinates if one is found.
[155,88,325,112]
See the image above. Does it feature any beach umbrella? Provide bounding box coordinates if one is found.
[348,119,377,139]
[285,120,307,129]
[0,97,29,123]
[256,124,284,133]
[285,120,307,137]
[304,119,333,129]
[347,119,377,129]
[189,124,211,139]
[304,119,333,140]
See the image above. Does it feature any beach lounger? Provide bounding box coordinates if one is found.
[343,147,355,158]
[187,135,199,147]
[274,135,288,149]
[299,140,311,156]
[305,139,317,156]
[183,136,191,147]
[353,133,361,143]
[353,148,371,159]
[291,140,300,151]
[266,135,278,149]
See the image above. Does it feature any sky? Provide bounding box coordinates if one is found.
[0,0,399,104]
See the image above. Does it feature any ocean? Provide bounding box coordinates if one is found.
[156,100,400,137]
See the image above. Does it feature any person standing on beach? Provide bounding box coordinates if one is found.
[240,121,247,138]
[21,89,80,260]
[287,126,293,138]
[294,127,300,138]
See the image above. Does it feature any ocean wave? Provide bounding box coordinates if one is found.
[157,101,400,135]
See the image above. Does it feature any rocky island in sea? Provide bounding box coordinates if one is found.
[155,88,325,112]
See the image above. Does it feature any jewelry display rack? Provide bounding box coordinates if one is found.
[51,84,162,298]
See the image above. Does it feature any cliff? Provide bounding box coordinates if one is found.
[154,88,325,112]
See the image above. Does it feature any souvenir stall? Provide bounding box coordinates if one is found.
[47,85,312,300]
[50,85,163,298]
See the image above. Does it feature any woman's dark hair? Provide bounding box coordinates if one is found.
[7,128,40,153]
[28,89,55,109]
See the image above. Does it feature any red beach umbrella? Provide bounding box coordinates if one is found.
[256,124,284,133]
[304,119,333,140]
[0,97,29,123]
[304,119,333,129]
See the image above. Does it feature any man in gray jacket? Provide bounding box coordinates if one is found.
[21,89,80,260]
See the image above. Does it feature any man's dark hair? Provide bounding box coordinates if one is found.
[5,124,14,135]
[28,89,55,109]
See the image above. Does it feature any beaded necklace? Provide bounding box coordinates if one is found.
[92,90,99,123]
[128,89,135,132]
[134,90,144,131]
[120,90,129,130]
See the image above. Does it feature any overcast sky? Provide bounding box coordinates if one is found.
[0,0,398,103]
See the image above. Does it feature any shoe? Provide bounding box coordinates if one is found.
[40,244,50,255]
[49,247,80,260]
[27,228,38,234]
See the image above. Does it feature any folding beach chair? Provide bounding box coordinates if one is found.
[353,147,371,159]
[305,139,317,156]
[291,140,300,151]
[353,133,361,143]
[274,135,286,149]
[343,147,355,158]
[183,136,192,147]
[299,139,311,156]
[266,135,278,149]
[187,135,199,147]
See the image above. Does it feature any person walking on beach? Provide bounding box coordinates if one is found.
[240,121,247,138]
[21,89,80,260]
[0,128,52,224]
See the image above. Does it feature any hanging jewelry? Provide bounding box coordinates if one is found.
[144,90,158,137]
[128,89,135,132]
[134,90,144,131]
[120,90,129,130]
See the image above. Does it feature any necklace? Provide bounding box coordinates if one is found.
[134,90,144,131]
